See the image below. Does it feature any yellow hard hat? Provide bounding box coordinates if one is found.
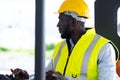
[58,0,89,18]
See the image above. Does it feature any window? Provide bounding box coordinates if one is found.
[117,7,120,37]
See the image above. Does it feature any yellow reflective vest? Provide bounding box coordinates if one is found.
[52,28,118,80]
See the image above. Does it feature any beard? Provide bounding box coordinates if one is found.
[60,25,71,39]
[61,32,68,39]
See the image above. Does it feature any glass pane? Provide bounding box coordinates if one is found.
[0,0,35,75]
[117,7,120,37]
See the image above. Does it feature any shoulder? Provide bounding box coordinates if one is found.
[55,40,66,49]
[98,43,116,63]
[100,43,115,53]
[53,40,66,58]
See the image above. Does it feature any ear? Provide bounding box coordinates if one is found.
[69,18,76,27]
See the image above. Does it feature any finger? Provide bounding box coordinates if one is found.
[10,69,14,72]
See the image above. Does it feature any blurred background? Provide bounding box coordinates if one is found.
[0,0,35,75]
[0,0,119,76]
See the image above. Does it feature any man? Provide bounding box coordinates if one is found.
[46,0,119,80]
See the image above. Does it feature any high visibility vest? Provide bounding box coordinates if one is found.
[52,28,118,80]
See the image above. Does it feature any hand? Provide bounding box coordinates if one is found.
[46,70,66,80]
[11,68,29,79]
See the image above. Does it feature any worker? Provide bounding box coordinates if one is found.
[46,0,119,80]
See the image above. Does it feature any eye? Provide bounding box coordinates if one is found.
[59,18,64,23]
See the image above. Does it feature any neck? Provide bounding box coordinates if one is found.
[71,30,86,44]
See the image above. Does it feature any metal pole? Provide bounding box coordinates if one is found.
[35,0,45,80]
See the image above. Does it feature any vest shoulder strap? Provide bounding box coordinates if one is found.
[53,40,66,70]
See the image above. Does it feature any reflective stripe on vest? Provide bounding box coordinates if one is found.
[80,34,101,80]
[53,40,66,70]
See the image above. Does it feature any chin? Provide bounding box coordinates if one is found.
[61,35,67,39]
[61,36,65,39]
[61,35,65,39]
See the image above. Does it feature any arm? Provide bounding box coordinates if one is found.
[46,60,67,80]
[98,43,116,80]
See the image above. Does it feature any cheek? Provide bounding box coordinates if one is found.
[61,21,70,32]
[79,27,85,32]
[64,24,70,31]
[64,25,72,36]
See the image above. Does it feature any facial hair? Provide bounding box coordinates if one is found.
[61,24,71,39]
